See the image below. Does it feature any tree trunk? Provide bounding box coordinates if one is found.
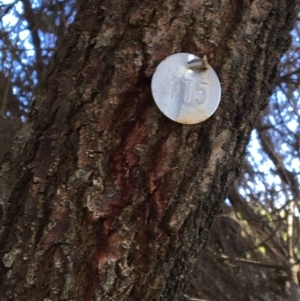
[0,1,297,300]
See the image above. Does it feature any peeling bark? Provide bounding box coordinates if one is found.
[0,0,298,300]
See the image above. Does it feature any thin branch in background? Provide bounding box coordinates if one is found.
[206,248,288,272]
[22,0,43,82]
[183,295,211,301]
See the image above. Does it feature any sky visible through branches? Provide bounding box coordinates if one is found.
[242,21,300,210]
[0,0,77,113]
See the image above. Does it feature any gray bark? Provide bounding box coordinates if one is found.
[0,0,298,300]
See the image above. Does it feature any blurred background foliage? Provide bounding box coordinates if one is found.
[0,1,299,300]
[0,0,79,158]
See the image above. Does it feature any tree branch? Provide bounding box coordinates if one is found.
[207,248,288,272]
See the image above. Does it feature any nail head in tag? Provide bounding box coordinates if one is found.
[151,53,221,124]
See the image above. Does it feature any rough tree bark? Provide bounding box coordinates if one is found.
[0,0,298,300]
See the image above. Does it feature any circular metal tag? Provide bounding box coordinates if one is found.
[151,53,221,124]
